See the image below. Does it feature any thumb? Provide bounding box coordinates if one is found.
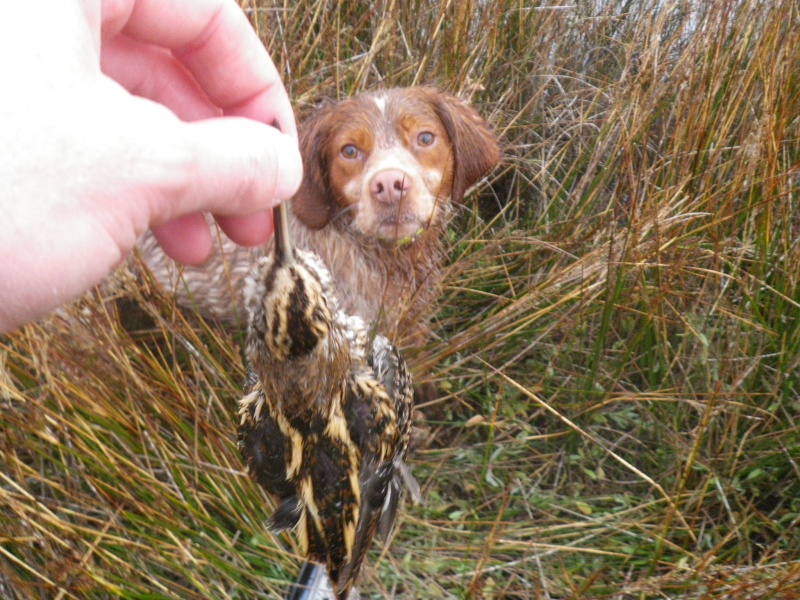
[152,115,302,225]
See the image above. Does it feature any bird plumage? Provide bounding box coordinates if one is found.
[237,206,414,599]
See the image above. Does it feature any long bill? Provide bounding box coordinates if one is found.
[269,117,296,267]
[273,202,295,266]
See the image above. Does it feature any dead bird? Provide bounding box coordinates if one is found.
[238,202,417,599]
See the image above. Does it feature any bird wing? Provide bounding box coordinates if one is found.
[366,336,417,540]
[336,379,393,593]
[238,366,302,530]
[335,335,415,591]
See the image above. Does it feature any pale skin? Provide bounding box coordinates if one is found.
[0,0,303,333]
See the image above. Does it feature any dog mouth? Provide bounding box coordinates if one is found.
[375,214,426,244]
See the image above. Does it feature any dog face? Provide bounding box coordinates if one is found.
[292,87,499,244]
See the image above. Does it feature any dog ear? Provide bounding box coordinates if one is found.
[290,102,337,230]
[428,88,500,203]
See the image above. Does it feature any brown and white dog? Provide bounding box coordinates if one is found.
[137,86,499,349]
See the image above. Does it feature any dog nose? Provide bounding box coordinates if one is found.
[369,169,410,204]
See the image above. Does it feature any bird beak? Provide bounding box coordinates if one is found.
[272,119,294,265]
[270,119,296,267]
[273,202,295,266]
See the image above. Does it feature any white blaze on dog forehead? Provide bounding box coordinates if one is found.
[373,94,388,116]
[369,93,404,150]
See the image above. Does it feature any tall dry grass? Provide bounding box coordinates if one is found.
[2,0,800,597]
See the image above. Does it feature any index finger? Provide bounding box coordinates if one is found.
[104,0,297,136]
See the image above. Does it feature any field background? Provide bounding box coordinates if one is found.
[2,0,800,597]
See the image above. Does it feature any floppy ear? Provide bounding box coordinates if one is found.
[428,88,500,203]
[290,102,337,230]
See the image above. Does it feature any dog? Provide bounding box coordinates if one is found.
[136,86,499,350]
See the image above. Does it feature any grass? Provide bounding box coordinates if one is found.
[2,0,800,597]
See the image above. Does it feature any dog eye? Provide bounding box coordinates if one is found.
[341,144,360,159]
[417,132,435,147]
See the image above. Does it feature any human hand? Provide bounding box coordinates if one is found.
[0,0,302,333]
